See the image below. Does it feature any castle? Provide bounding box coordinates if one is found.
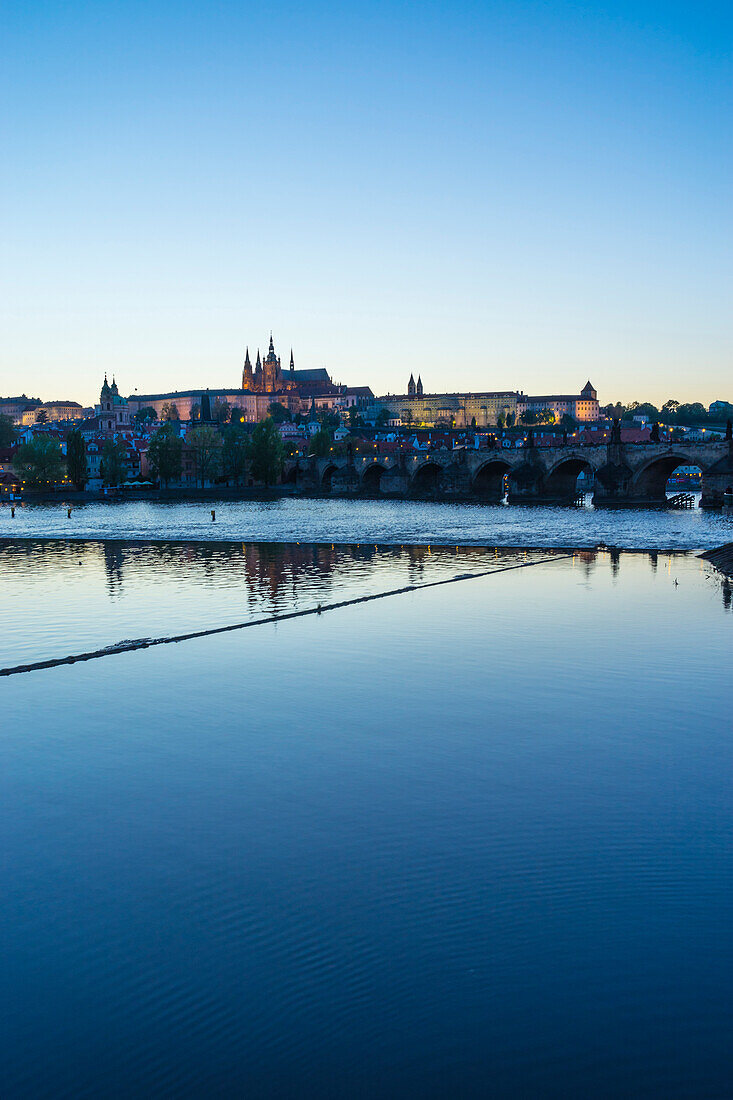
[374,377,599,428]
[242,334,297,393]
[124,335,357,423]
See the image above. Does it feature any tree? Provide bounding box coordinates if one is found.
[560,413,578,431]
[161,402,180,422]
[248,417,284,485]
[520,410,538,425]
[662,399,680,419]
[100,438,128,487]
[66,428,88,489]
[622,402,658,422]
[268,401,291,424]
[147,423,183,487]
[0,413,16,447]
[186,423,222,487]
[133,406,157,426]
[13,436,65,487]
[308,429,332,457]
[229,406,244,424]
[496,413,506,429]
[190,403,201,422]
[317,407,339,431]
[348,406,363,428]
[506,412,515,427]
[221,422,249,485]
[35,408,49,424]
[375,408,390,429]
[213,398,231,424]
[675,402,707,426]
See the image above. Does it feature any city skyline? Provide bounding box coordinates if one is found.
[1,337,729,412]
[2,2,731,406]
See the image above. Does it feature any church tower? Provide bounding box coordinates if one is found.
[263,333,281,392]
[242,347,253,390]
[408,373,416,396]
[416,375,423,396]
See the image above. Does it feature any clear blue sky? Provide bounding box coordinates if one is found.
[1,0,731,407]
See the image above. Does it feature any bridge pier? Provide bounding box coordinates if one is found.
[700,444,733,508]
[282,439,732,508]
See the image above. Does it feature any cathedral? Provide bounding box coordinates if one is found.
[242,334,296,393]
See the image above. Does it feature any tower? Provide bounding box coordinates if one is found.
[263,332,281,392]
[408,373,416,396]
[416,375,423,396]
[242,347,253,390]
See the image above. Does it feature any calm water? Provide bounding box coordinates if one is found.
[3,495,733,549]
[2,543,732,1096]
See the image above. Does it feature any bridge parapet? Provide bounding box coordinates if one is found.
[282,440,733,506]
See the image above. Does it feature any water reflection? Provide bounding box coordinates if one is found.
[1,539,731,670]
[103,542,124,594]
[1,544,731,1097]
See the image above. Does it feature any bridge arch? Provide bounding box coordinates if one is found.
[542,455,595,501]
[631,452,706,502]
[410,460,442,496]
[320,463,339,492]
[360,462,388,495]
[472,459,511,501]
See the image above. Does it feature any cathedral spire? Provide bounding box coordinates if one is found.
[290,348,294,371]
[242,346,254,390]
[269,332,275,355]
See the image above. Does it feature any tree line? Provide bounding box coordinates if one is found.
[6,417,290,491]
[604,400,733,426]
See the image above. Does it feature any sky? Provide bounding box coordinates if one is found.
[1,0,731,407]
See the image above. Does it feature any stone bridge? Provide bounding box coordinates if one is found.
[285,440,733,507]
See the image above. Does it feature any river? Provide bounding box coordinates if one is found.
[2,494,733,549]
[1,524,731,1096]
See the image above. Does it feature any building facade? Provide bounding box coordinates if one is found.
[517,381,599,422]
[19,400,85,425]
[376,380,520,428]
[95,377,131,432]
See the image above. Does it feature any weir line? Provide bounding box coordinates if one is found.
[1,554,571,678]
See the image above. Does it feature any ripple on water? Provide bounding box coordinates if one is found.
[2,495,733,549]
